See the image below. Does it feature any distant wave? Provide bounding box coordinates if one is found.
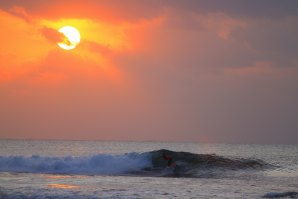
[0,149,269,177]
[262,192,298,198]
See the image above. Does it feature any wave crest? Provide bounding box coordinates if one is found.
[151,149,266,169]
[0,153,151,175]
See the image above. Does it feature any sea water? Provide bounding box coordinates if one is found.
[0,140,297,198]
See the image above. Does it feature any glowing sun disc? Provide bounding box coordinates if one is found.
[57,26,80,50]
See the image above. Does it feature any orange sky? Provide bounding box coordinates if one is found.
[1,1,298,144]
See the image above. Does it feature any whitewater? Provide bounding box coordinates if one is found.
[0,140,297,198]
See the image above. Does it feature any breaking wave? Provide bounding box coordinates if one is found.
[0,153,150,175]
[0,149,269,177]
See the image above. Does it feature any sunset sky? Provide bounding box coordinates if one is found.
[1,0,298,144]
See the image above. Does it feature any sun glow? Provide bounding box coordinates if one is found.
[57,26,80,50]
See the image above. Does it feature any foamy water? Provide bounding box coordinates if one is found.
[0,140,297,198]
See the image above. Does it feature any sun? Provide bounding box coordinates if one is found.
[57,26,80,50]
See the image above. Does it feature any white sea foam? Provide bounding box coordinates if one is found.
[0,153,151,175]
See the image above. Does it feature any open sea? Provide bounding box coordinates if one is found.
[0,140,297,199]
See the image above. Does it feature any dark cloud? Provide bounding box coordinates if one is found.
[1,0,298,21]
[162,0,298,18]
[40,27,65,43]
[230,17,298,68]
[9,6,32,22]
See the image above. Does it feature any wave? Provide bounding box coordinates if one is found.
[0,153,150,175]
[0,149,269,177]
[150,149,266,169]
[262,192,298,198]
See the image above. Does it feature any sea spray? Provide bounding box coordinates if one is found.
[0,153,151,175]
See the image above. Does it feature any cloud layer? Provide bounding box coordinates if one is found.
[0,1,298,144]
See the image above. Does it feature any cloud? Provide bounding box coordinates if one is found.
[9,6,32,22]
[1,1,298,143]
[224,61,298,78]
[0,0,165,23]
[80,40,111,55]
[162,0,298,18]
[0,8,52,84]
[230,17,298,67]
[41,26,65,43]
[1,0,298,27]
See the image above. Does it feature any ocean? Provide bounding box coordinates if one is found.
[0,140,297,198]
